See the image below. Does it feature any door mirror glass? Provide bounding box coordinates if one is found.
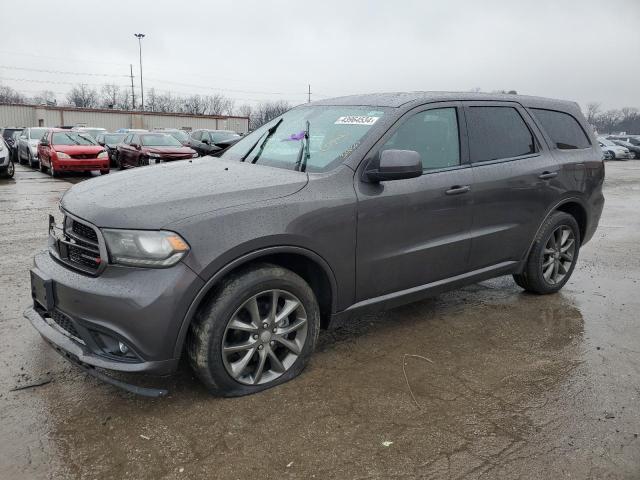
[364,149,423,182]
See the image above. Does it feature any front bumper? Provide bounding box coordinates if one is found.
[26,250,204,375]
[53,159,110,171]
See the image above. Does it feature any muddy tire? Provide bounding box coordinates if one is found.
[513,211,580,294]
[187,264,320,397]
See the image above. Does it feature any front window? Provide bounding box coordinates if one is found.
[52,132,98,145]
[29,128,48,140]
[140,134,182,147]
[222,106,389,172]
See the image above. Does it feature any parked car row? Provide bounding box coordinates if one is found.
[597,136,635,160]
[606,135,640,159]
[0,126,244,179]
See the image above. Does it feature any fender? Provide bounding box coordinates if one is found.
[518,195,588,268]
[172,245,339,359]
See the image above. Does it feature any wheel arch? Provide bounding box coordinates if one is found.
[521,196,589,265]
[173,246,338,359]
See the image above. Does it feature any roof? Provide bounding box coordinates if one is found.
[311,91,579,111]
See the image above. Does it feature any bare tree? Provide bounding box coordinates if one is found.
[183,94,209,115]
[66,84,99,108]
[207,93,235,116]
[250,101,291,130]
[236,104,253,119]
[100,84,125,109]
[585,102,601,125]
[145,87,159,112]
[0,84,27,104]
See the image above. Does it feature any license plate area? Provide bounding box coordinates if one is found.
[30,269,55,311]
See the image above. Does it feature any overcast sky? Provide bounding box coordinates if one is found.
[1,0,638,111]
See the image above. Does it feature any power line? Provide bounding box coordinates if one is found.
[0,64,129,78]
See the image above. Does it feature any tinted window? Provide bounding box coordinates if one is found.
[531,109,590,150]
[467,107,536,162]
[382,107,460,170]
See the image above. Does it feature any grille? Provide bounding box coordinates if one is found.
[50,309,81,339]
[52,216,103,274]
[72,220,98,243]
[71,153,98,159]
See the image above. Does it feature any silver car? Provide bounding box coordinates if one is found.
[17,127,48,168]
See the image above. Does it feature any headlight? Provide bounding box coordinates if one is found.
[192,153,199,158]
[97,151,108,159]
[102,229,189,268]
[148,152,161,158]
[56,151,71,159]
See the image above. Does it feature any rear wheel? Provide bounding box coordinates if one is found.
[513,211,580,294]
[187,264,320,397]
[39,160,47,173]
[28,151,38,169]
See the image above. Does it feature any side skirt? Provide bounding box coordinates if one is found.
[328,261,519,329]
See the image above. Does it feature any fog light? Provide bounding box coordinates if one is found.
[118,341,129,354]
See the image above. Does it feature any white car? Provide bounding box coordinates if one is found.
[74,127,108,139]
[17,127,48,168]
[0,137,15,178]
[598,137,632,160]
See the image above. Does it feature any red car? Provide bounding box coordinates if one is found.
[38,129,109,177]
[115,132,197,169]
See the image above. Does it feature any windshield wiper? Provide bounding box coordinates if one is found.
[240,118,283,163]
[295,120,310,172]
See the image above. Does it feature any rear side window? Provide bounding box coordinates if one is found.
[382,107,460,170]
[531,108,591,150]
[467,106,536,162]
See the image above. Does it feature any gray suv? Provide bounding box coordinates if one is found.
[26,92,605,397]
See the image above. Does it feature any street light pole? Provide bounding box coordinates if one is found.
[134,33,145,111]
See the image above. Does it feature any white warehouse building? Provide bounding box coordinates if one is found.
[0,103,249,134]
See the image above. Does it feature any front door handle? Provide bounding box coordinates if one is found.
[538,171,558,180]
[445,185,471,195]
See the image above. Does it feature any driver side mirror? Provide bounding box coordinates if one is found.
[40,139,49,146]
[202,138,210,145]
[131,143,141,149]
[364,149,423,182]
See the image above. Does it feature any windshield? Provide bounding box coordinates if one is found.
[628,137,640,146]
[141,134,182,147]
[211,131,240,143]
[168,130,189,142]
[30,128,48,140]
[222,106,387,172]
[3,129,22,140]
[104,134,126,144]
[599,138,616,147]
[52,132,98,145]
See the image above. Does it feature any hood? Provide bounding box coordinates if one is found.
[53,145,105,154]
[143,146,195,155]
[60,157,308,229]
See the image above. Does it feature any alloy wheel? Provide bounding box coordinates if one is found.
[541,225,575,285]
[7,161,14,177]
[222,289,308,386]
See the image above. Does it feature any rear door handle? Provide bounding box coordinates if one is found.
[538,171,558,180]
[445,185,471,195]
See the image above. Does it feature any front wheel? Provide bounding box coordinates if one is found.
[1,161,15,179]
[50,163,58,178]
[513,212,580,294]
[187,264,320,397]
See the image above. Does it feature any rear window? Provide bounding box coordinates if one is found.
[467,106,536,162]
[531,109,590,150]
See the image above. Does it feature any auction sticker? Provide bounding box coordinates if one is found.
[334,116,380,126]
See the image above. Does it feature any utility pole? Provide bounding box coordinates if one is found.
[307,84,311,103]
[134,33,146,111]
[129,64,136,110]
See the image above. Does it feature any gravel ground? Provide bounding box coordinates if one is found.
[0,161,639,479]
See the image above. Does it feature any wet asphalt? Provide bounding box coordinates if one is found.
[0,162,639,479]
